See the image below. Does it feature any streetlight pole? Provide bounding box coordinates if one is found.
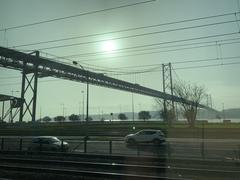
[86,72,89,122]
[81,91,84,121]
[132,93,135,121]
[132,92,135,131]
[73,61,89,138]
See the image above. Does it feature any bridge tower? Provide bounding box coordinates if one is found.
[19,51,40,122]
[162,63,175,126]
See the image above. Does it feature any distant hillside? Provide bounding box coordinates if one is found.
[223,108,240,119]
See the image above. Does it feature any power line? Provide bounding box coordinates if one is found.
[0,0,156,32]
[0,76,20,80]
[39,51,113,72]
[35,21,239,51]
[58,34,240,66]
[40,47,240,74]
[12,17,240,49]
[1,58,240,82]
[37,31,239,52]
[107,61,240,76]
[27,37,240,74]
[175,61,240,70]
[93,55,240,74]
[104,55,240,72]
[77,55,240,75]
[40,50,146,74]
[63,37,240,59]
[0,79,65,87]
[75,41,240,63]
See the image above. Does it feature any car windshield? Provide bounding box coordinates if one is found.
[48,137,60,143]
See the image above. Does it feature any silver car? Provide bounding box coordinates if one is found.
[125,129,165,145]
[28,136,69,152]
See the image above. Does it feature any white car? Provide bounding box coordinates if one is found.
[125,129,165,145]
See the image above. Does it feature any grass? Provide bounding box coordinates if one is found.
[0,121,240,139]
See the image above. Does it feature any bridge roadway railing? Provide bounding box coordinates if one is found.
[0,46,209,108]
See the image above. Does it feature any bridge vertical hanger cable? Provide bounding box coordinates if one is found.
[3,29,8,48]
[235,13,240,32]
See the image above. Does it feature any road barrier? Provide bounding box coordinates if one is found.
[0,136,239,160]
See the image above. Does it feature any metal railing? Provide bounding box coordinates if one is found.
[0,137,239,160]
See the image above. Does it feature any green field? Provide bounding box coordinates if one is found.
[0,121,240,139]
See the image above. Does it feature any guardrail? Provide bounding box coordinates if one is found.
[0,137,240,160]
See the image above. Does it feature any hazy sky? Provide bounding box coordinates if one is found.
[0,0,240,120]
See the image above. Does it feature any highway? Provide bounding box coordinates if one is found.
[72,138,239,160]
[0,136,239,179]
[0,136,239,160]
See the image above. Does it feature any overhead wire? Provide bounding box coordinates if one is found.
[2,5,240,80]
[14,36,240,72]
[36,24,240,51]
[106,61,240,76]
[73,40,240,63]
[97,55,240,72]
[63,36,240,59]
[36,31,239,52]
[11,18,240,49]
[6,10,240,71]
[0,0,156,32]
[1,58,240,84]
[39,47,240,74]
[39,51,121,72]
[91,54,240,74]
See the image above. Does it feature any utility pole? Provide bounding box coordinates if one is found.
[132,93,135,121]
[40,107,42,122]
[72,61,89,138]
[86,71,89,122]
[1,101,4,122]
[81,91,84,121]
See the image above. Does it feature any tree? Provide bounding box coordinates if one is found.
[69,114,80,121]
[173,81,206,127]
[160,108,176,122]
[42,116,51,122]
[118,113,128,120]
[138,111,151,121]
[54,116,65,122]
[86,116,93,121]
[155,98,176,125]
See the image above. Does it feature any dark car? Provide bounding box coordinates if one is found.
[28,136,69,152]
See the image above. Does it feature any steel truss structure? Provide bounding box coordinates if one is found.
[0,46,210,122]
[0,94,23,123]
